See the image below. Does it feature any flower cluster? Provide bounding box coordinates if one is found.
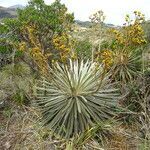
[124,11,146,45]
[19,25,50,74]
[110,11,147,48]
[111,29,125,45]
[53,33,77,61]
[53,33,71,61]
[89,10,105,24]
[96,49,113,69]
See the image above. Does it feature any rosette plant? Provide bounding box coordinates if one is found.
[35,60,120,138]
[111,49,141,83]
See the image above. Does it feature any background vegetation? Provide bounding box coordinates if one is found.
[0,0,150,149]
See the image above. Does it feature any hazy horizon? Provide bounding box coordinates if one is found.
[0,0,150,25]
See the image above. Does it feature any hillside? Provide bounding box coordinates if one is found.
[0,6,17,19]
[0,5,25,20]
[8,5,25,9]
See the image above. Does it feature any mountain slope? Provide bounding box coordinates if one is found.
[8,5,25,9]
[0,6,17,19]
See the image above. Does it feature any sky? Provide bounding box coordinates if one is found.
[0,0,150,25]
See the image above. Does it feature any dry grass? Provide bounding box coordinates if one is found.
[0,104,147,150]
[0,105,67,150]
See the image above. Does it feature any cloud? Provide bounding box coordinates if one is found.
[58,0,150,25]
[0,0,150,25]
[0,0,27,7]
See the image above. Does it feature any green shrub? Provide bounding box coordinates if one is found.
[75,39,92,60]
[0,62,34,105]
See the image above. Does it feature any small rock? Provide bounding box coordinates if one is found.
[4,142,11,149]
